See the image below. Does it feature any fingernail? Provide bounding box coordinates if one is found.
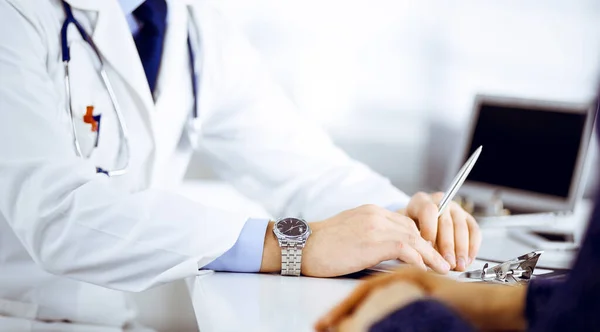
[444,254,456,268]
[457,257,466,271]
[468,257,474,265]
[427,241,433,247]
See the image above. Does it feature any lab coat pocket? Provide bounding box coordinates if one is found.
[67,40,121,170]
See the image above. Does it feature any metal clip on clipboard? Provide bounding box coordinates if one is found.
[459,250,543,285]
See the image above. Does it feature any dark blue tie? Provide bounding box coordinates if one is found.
[133,0,167,95]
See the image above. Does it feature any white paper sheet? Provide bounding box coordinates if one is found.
[368,259,553,282]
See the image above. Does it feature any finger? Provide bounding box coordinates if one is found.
[370,282,425,312]
[451,205,469,271]
[337,317,356,332]
[381,213,432,272]
[437,210,456,269]
[349,282,426,331]
[384,211,450,273]
[411,233,451,274]
[406,192,439,244]
[395,240,427,271]
[315,269,427,331]
[376,281,426,306]
[466,215,482,265]
[430,191,445,204]
[373,214,425,269]
[315,273,399,331]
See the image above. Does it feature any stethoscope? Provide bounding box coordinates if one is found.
[60,1,199,176]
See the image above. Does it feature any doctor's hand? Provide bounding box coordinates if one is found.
[315,267,527,332]
[399,192,481,271]
[260,205,452,277]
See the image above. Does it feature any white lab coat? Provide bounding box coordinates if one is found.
[0,0,410,330]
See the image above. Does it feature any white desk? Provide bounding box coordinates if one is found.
[190,273,358,332]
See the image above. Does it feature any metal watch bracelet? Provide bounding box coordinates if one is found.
[280,240,304,276]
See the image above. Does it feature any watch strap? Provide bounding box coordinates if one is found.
[280,240,303,276]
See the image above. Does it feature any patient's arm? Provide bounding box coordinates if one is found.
[316,268,528,332]
[368,279,562,332]
[527,195,600,331]
[524,279,562,329]
[369,299,476,332]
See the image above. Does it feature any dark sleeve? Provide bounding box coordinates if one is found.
[369,299,476,332]
[527,186,600,332]
[524,279,562,326]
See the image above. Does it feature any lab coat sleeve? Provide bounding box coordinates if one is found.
[0,1,248,292]
[194,6,411,221]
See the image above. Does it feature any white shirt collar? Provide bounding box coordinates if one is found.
[118,0,146,16]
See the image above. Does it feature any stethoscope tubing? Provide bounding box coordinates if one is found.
[60,1,198,176]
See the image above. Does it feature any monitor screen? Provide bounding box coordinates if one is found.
[465,103,588,198]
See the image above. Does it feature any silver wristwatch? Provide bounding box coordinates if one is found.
[272,217,311,276]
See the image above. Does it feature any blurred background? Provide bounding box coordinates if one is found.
[186,0,600,196]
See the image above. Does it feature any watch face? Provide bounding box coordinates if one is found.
[276,218,308,237]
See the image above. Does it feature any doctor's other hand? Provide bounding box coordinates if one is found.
[260,205,452,277]
[315,267,527,332]
[399,192,481,271]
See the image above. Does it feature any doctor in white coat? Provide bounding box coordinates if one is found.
[0,0,481,330]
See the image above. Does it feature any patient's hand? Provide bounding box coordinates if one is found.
[334,281,425,332]
[315,267,528,332]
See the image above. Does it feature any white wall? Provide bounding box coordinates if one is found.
[187,0,600,195]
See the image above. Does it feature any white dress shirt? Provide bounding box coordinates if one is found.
[118,0,145,35]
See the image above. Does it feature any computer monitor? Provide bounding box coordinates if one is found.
[456,95,597,213]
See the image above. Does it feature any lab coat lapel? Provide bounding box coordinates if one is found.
[63,0,157,143]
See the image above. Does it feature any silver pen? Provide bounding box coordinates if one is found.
[437,146,482,217]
